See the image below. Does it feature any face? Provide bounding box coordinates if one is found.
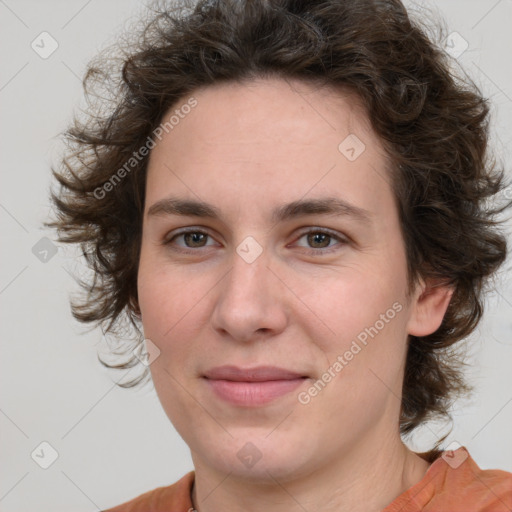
[137,78,448,481]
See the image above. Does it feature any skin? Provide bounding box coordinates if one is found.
[137,77,453,512]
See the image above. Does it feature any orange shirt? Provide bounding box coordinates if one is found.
[102,447,512,511]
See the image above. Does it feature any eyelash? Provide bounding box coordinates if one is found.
[162,227,348,256]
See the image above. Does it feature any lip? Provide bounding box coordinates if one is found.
[203,365,308,406]
[204,365,306,381]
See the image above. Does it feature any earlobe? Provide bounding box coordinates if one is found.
[407,278,454,337]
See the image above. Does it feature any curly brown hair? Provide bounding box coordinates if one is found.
[48,0,511,457]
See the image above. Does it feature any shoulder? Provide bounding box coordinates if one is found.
[385,447,512,512]
[101,471,195,512]
[424,447,512,512]
[438,449,512,512]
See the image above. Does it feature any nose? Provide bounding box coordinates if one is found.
[209,247,288,343]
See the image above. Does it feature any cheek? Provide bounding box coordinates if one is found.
[302,263,406,349]
[301,257,410,402]
[137,254,181,364]
[302,285,409,427]
[137,257,215,369]
[138,251,195,334]
[137,265,168,338]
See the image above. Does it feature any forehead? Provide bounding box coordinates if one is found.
[160,77,373,151]
[145,77,394,223]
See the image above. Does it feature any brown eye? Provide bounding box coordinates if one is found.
[306,232,332,249]
[294,228,347,255]
[182,232,208,248]
[164,229,216,252]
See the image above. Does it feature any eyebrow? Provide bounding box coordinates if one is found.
[147,196,373,225]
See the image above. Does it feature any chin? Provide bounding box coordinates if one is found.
[193,432,318,483]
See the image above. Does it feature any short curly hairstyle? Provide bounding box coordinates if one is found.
[49,0,511,457]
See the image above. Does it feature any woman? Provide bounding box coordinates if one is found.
[50,0,512,510]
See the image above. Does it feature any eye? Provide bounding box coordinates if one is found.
[293,228,347,255]
[163,228,217,253]
[162,227,348,256]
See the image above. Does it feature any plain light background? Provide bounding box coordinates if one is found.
[0,0,511,510]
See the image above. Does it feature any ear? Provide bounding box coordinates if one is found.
[406,277,454,337]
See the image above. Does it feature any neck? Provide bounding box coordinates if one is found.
[191,434,431,512]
